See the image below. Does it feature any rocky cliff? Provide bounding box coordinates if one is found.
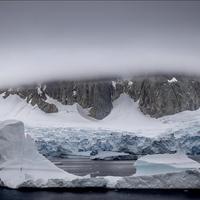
[1,74,200,119]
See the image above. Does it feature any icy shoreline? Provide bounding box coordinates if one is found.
[0,120,200,190]
[1,169,200,190]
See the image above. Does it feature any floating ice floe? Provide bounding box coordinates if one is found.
[90,151,137,160]
[134,153,200,176]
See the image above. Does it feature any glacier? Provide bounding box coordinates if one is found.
[26,126,200,158]
[0,93,199,157]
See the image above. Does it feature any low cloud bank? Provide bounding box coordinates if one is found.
[0,1,200,87]
[0,45,199,88]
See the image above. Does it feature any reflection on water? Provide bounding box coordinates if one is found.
[51,156,136,177]
[51,155,200,177]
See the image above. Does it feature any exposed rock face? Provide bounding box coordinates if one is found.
[44,81,113,119]
[0,86,58,113]
[113,74,200,118]
[1,74,200,119]
[139,75,200,117]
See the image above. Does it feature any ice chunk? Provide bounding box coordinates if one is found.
[113,170,200,189]
[0,120,77,188]
[134,153,200,176]
[90,151,137,160]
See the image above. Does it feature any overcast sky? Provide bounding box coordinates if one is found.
[0,1,200,86]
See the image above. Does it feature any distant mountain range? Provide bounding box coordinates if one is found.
[1,74,200,120]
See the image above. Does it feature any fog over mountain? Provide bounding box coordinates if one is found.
[0,1,200,86]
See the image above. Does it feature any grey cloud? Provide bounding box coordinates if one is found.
[0,1,200,87]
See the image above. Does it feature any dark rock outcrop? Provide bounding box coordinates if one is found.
[139,75,200,117]
[0,86,58,113]
[44,80,113,119]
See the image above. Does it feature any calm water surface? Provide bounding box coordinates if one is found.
[0,189,199,200]
[51,156,136,177]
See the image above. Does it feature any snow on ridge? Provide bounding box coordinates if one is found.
[72,90,77,97]
[100,93,169,136]
[37,86,43,96]
[111,81,116,89]
[168,77,178,83]
[128,81,133,87]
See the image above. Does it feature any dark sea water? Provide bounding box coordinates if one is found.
[51,157,136,177]
[0,189,199,200]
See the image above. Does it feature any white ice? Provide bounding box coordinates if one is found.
[90,151,130,160]
[0,120,78,188]
[134,153,200,176]
[0,93,169,137]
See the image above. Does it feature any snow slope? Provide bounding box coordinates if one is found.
[0,93,200,138]
[0,94,92,128]
[0,93,170,136]
[100,94,168,136]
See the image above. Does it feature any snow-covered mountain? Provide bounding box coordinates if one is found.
[1,74,200,120]
[0,92,168,132]
[0,74,200,156]
[0,90,199,156]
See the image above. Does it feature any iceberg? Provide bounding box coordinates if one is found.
[105,153,200,189]
[112,169,200,189]
[0,120,77,188]
[134,153,200,176]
